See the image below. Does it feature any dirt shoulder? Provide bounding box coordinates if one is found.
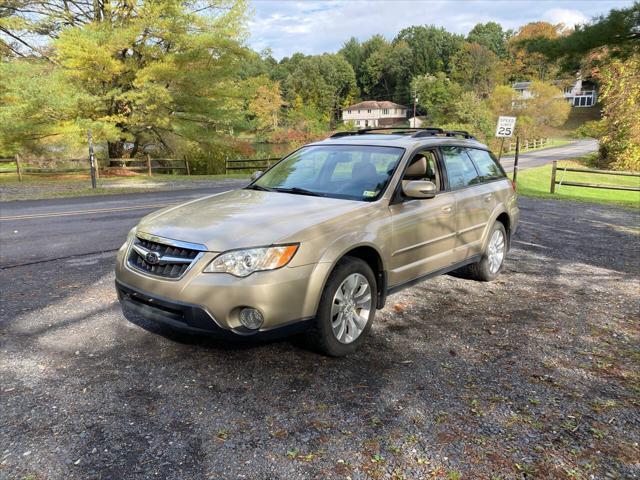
[0,175,248,202]
[1,197,638,479]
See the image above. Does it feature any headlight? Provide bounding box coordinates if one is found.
[203,244,299,277]
[122,226,137,248]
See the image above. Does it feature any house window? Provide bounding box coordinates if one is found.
[358,110,361,114]
[383,108,389,114]
[367,109,371,113]
[348,110,351,114]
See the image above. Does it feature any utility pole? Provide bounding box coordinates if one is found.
[412,92,418,128]
[87,130,97,189]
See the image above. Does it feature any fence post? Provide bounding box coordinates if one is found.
[146,154,152,176]
[225,155,228,176]
[15,154,23,181]
[550,160,557,194]
[184,157,190,176]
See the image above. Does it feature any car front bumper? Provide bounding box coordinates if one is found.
[115,242,331,336]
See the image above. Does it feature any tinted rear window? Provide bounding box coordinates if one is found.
[466,148,505,182]
[440,146,481,189]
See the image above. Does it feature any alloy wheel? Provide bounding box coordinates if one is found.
[331,273,372,344]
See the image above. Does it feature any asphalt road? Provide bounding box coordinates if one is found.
[0,140,597,269]
[0,183,246,268]
[499,138,598,172]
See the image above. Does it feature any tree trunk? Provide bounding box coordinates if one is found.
[130,135,141,158]
[107,140,126,163]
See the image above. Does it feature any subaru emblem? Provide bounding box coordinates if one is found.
[145,252,160,265]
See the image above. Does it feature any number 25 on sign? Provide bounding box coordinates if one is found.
[495,116,516,138]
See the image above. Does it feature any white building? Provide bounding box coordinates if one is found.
[513,78,598,107]
[342,101,408,128]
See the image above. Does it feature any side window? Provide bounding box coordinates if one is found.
[466,148,505,182]
[440,146,480,189]
[402,151,441,191]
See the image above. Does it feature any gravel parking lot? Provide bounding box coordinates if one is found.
[1,197,639,480]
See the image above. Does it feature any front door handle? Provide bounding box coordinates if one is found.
[442,205,453,214]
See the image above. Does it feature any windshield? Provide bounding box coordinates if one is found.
[251,145,404,201]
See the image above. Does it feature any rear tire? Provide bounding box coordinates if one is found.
[465,222,507,282]
[307,257,376,357]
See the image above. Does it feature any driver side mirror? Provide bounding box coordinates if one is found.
[402,180,437,199]
[250,170,263,181]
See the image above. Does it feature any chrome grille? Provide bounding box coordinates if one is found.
[127,233,206,280]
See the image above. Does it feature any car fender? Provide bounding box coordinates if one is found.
[480,205,511,252]
[300,232,388,318]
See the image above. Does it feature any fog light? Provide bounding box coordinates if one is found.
[239,308,263,330]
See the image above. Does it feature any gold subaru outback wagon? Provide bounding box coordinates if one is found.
[116,128,519,356]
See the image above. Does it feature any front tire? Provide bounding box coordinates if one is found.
[308,257,376,357]
[466,222,507,282]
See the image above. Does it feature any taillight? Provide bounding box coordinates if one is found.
[511,180,517,191]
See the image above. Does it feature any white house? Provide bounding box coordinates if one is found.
[513,77,598,107]
[342,101,408,128]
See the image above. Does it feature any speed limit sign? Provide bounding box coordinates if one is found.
[495,116,516,137]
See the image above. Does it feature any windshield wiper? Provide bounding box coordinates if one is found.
[246,184,274,192]
[273,187,324,197]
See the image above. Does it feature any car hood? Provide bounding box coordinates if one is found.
[137,188,368,252]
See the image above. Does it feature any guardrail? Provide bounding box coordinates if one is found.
[225,158,280,174]
[550,160,640,193]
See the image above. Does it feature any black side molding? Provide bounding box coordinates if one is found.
[386,255,482,295]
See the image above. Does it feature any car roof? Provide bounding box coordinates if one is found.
[309,130,489,150]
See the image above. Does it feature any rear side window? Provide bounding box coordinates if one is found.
[466,148,505,182]
[440,146,480,189]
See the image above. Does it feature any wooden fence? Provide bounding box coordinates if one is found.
[550,160,640,193]
[225,157,280,174]
[106,156,190,176]
[0,155,190,180]
[504,138,549,153]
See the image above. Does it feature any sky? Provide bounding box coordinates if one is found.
[247,0,635,59]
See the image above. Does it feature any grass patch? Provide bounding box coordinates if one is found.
[516,158,640,209]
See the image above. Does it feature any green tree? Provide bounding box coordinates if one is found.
[450,92,494,141]
[0,60,117,157]
[524,2,640,71]
[411,73,462,124]
[394,25,464,76]
[284,54,357,126]
[246,76,283,134]
[0,0,249,159]
[339,37,364,87]
[466,22,511,58]
[506,22,562,81]
[361,40,413,102]
[521,81,571,136]
[451,42,503,97]
[594,55,640,170]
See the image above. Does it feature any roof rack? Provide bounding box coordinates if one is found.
[412,129,475,139]
[329,127,475,140]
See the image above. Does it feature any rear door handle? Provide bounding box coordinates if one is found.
[484,194,493,202]
[442,205,453,214]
